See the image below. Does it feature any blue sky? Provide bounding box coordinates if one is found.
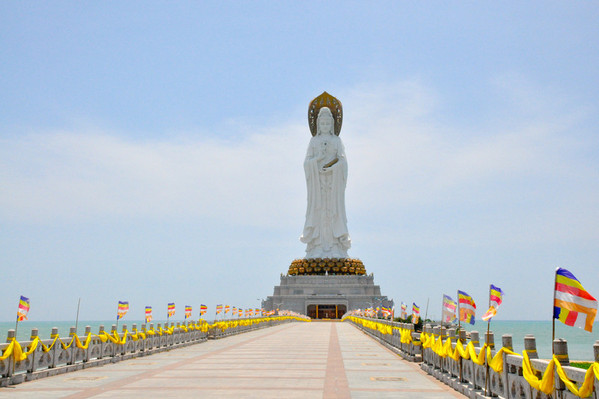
[1,2,598,323]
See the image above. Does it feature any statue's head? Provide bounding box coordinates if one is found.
[317,107,334,136]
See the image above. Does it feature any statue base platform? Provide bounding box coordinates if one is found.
[262,274,393,319]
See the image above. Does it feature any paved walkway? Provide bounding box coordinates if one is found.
[0,322,465,398]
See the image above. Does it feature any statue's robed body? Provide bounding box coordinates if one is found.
[300,95,351,259]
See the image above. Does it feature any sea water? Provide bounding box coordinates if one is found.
[1,320,157,342]
[460,320,598,361]
[2,320,598,361]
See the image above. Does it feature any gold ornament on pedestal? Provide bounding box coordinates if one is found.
[287,258,366,276]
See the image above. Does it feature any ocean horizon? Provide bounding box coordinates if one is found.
[2,319,597,361]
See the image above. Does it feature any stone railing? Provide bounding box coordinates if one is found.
[345,316,423,361]
[344,316,599,399]
[0,316,298,387]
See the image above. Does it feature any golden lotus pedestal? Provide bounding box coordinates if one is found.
[287,258,366,276]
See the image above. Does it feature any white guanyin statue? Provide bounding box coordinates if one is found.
[300,92,351,259]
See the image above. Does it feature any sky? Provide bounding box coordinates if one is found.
[1,2,598,324]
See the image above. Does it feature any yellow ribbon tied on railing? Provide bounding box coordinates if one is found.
[467,342,488,366]
[554,359,599,398]
[522,350,555,395]
[485,346,517,374]
[399,328,413,344]
[0,338,41,362]
[74,334,92,349]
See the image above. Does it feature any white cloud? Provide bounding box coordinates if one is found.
[1,78,596,248]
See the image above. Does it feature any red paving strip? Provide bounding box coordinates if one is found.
[60,324,296,399]
[323,323,351,399]
[150,376,324,379]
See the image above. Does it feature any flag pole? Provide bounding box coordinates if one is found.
[424,297,429,323]
[440,295,444,327]
[485,284,491,396]
[75,297,81,335]
[552,268,558,349]
[457,290,463,382]
[15,296,20,336]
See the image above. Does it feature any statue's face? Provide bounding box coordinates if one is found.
[318,115,333,135]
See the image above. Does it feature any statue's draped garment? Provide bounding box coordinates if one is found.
[300,132,351,258]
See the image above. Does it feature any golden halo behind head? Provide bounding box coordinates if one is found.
[308,91,343,136]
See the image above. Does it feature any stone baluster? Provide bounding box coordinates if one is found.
[483,331,495,394]
[4,330,16,377]
[407,324,416,356]
[69,326,77,364]
[97,325,105,360]
[457,329,467,383]
[6,329,15,343]
[553,339,569,391]
[485,331,494,350]
[140,323,146,350]
[470,331,480,347]
[83,326,91,362]
[432,326,440,368]
[447,329,456,377]
[440,326,447,371]
[28,328,39,373]
[110,325,118,357]
[524,334,538,359]
[594,340,599,363]
[49,327,59,368]
[499,334,513,398]
[502,334,513,351]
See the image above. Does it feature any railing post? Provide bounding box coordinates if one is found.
[524,334,538,359]
[458,328,467,382]
[432,326,440,369]
[68,327,77,365]
[470,331,480,347]
[448,328,456,377]
[484,331,495,394]
[553,339,569,392]
[50,327,59,369]
[485,331,494,350]
[141,324,147,351]
[110,325,117,358]
[120,324,127,355]
[440,326,447,372]
[98,325,105,359]
[6,330,15,379]
[84,326,91,362]
[28,328,39,374]
[501,334,513,399]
